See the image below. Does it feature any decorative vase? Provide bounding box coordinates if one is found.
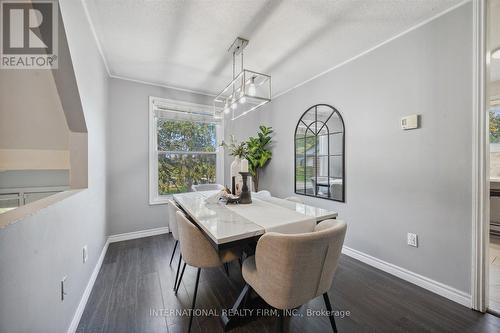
[239,172,252,204]
[230,157,242,195]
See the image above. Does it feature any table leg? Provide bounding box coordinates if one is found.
[220,283,252,331]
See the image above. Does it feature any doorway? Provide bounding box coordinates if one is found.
[487,0,500,315]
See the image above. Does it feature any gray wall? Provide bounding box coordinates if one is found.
[0,0,109,332]
[107,78,213,235]
[226,3,473,293]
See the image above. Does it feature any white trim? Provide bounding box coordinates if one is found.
[67,240,109,333]
[148,96,224,205]
[149,96,159,205]
[110,74,217,97]
[471,0,488,312]
[273,0,472,99]
[107,227,170,243]
[80,0,111,75]
[342,246,471,308]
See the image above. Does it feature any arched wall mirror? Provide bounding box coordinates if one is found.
[294,104,345,202]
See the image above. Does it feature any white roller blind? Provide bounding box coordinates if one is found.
[152,98,220,124]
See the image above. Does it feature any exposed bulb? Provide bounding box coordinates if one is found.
[248,76,256,96]
[239,92,246,104]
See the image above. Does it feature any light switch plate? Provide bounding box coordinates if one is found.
[83,245,88,263]
[401,114,419,130]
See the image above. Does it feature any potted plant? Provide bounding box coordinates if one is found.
[245,126,273,191]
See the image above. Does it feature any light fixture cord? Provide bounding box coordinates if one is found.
[241,50,244,73]
[232,51,235,79]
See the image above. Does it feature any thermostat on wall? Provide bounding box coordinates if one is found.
[401,114,419,130]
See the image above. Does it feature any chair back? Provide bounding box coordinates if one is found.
[175,211,223,268]
[191,184,224,192]
[254,219,346,309]
[253,190,272,200]
[167,199,180,240]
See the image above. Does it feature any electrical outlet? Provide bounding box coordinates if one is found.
[407,233,418,247]
[82,245,88,263]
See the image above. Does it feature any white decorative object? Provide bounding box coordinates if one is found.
[205,190,224,204]
[230,157,243,195]
[240,158,249,173]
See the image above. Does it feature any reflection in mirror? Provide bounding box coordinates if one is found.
[294,104,345,202]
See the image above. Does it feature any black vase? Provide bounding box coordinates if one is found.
[239,172,252,204]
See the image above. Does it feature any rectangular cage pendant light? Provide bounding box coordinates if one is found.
[213,38,271,120]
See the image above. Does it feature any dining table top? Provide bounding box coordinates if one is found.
[173,190,338,249]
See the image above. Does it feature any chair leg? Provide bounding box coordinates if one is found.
[323,292,338,333]
[173,254,182,291]
[223,263,229,276]
[169,240,178,265]
[175,262,187,295]
[188,267,201,333]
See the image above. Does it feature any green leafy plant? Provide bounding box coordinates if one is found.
[245,126,273,191]
[222,135,247,158]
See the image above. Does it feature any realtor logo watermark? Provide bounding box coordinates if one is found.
[0,0,58,69]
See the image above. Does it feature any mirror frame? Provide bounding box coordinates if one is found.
[294,104,345,202]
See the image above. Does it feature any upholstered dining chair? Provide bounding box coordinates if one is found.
[242,219,347,332]
[167,199,185,291]
[191,183,225,192]
[284,196,304,203]
[175,211,242,333]
[253,190,272,200]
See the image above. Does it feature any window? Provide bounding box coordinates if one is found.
[490,96,500,179]
[149,97,223,204]
[294,104,345,202]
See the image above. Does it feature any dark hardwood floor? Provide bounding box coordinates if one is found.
[76,234,500,333]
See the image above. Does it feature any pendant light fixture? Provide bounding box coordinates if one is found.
[214,37,271,120]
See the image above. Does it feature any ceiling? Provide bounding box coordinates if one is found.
[86,0,465,96]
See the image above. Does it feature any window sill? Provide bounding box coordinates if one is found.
[0,189,84,229]
[149,195,174,206]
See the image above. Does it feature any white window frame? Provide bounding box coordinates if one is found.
[149,96,224,205]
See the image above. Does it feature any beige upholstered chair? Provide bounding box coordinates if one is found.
[167,199,184,290]
[242,219,347,332]
[284,196,304,203]
[175,211,242,333]
[253,190,272,200]
[167,199,180,263]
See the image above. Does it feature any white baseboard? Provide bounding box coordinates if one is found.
[342,246,471,308]
[107,227,170,243]
[67,239,109,333]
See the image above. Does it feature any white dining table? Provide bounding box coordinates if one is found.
[173,190,338,249]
